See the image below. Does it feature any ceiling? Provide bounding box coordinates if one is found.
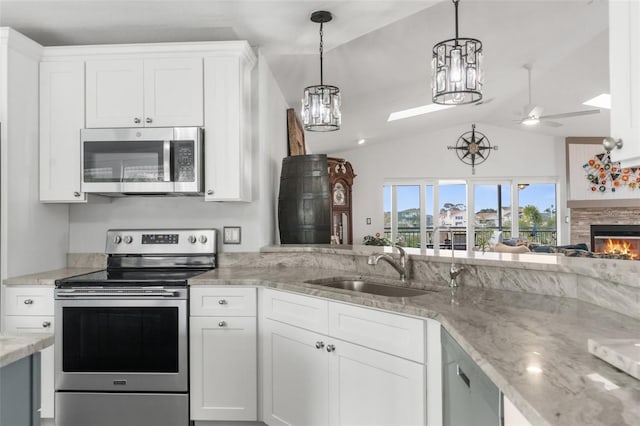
[0,0,610,154]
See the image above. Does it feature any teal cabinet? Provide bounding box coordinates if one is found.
[0,353,41,426]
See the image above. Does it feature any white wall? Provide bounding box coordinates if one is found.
[332,122,568,245]
[0,28,69,278]
[68,50,288,253]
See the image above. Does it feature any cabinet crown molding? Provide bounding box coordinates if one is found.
[40,40,256,67]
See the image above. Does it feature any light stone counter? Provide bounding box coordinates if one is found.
[0,334,54,368]
[3,248,638,425]
[190,265,640,426]
[3,267,103,286]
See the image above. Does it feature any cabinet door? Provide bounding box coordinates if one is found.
[262,319,329,426]
[86,60,144,128]
[190,316,256,421]
[203,55,253,201]
[143,58,203,127]
[4,317,55,419]
[609,0,640,167]
[328,340,425,426]
[40,61,87,202]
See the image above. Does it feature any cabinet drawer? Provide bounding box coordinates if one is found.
[4,315,55,333]
[328,302,424,363]
[262,289,328,334]
[190,287,256,316]
[4,286,54,316]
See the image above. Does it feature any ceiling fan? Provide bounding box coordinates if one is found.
[516,65,600,127]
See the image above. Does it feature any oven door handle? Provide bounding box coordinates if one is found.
[56,289,181,298]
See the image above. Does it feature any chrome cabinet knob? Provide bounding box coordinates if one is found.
[23,299,34,305]
[133,117,141,124]
[326,344,336,353]
[188,235,197,244]
[42,321,51,328]
[73,192,81,197]
[218,321,227,327]
[218,299,227,305]
[124,235,133,244]
[315,341,325,349]
[113,235,122,244]
[206,189,213,195]
[145,117,153,124]
[200,235,208,244]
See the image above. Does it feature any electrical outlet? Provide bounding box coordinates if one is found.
[366,218,372,225]
[223,226,241,244]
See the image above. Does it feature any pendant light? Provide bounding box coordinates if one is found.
[432,0,483,105]
[301,10,341,132]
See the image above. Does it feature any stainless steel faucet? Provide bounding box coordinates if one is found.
[448,233,464,297]
[367,245,408,282]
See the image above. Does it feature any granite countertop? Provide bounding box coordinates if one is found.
[3,267,102,285]
[190,266,640,426]
[0,334,54,368]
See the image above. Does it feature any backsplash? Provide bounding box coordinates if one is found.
[227,247,640,321]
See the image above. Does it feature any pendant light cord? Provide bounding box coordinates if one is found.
[453,0,460,39]
[319,22,324,86]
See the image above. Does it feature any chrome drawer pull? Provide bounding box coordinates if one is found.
[326,344,336,353]
[42,321,51,328]
[218,299,227,305]
[315,341,325,349]
[23,299,34,305]
[218,321,227,327]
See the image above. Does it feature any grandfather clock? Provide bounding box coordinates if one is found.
[328,157,356,244]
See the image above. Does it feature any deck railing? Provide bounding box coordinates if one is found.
[383,227,557,249]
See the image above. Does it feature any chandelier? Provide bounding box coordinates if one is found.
[432,0,483,105]
[301,10,341,132]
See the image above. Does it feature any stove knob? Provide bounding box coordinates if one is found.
[113,235,122,244]
[188,235,197,244]
[200,235,208,244]
[124,235,133,244]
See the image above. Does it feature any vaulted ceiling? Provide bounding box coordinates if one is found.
[0,0,610,154]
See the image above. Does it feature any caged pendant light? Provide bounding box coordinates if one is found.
[301,10,341,132]
[432,0,483,105]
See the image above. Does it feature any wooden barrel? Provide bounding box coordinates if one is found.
[278,155,331,244]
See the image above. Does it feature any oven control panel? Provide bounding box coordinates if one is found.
[106,229,217,254]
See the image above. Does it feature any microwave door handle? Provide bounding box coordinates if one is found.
[163,140,171,182]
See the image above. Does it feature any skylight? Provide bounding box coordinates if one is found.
[387,103,455,122]
[582,93,610,109]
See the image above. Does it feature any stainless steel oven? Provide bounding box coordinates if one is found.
[54,229,217,426]
[81,127,203,195]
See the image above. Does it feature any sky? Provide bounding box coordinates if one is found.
[384,183,556,213]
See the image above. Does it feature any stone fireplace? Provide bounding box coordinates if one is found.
[571,207,640,255]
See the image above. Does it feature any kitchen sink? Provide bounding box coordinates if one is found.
[305,277,434,298]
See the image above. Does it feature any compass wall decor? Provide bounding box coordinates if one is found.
[448,124,497,174]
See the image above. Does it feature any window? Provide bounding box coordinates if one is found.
[383,179,558,249]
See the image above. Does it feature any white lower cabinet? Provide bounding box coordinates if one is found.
[189,287,257,421]
[262,289,426,426]
[263,319,330,426]
[2,286,55,420]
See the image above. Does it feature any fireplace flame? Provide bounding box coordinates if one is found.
[604,239,638,259]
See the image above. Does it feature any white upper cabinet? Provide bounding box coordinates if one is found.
[203,50,255,202]
[609,0,640,167]
[39,60,87,202]
[86,58,203,128]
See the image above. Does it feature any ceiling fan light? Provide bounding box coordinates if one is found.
[522,116,539,125]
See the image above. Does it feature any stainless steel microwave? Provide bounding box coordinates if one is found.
[81,127,203,195]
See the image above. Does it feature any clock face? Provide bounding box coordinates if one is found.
[333,183,346,206]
